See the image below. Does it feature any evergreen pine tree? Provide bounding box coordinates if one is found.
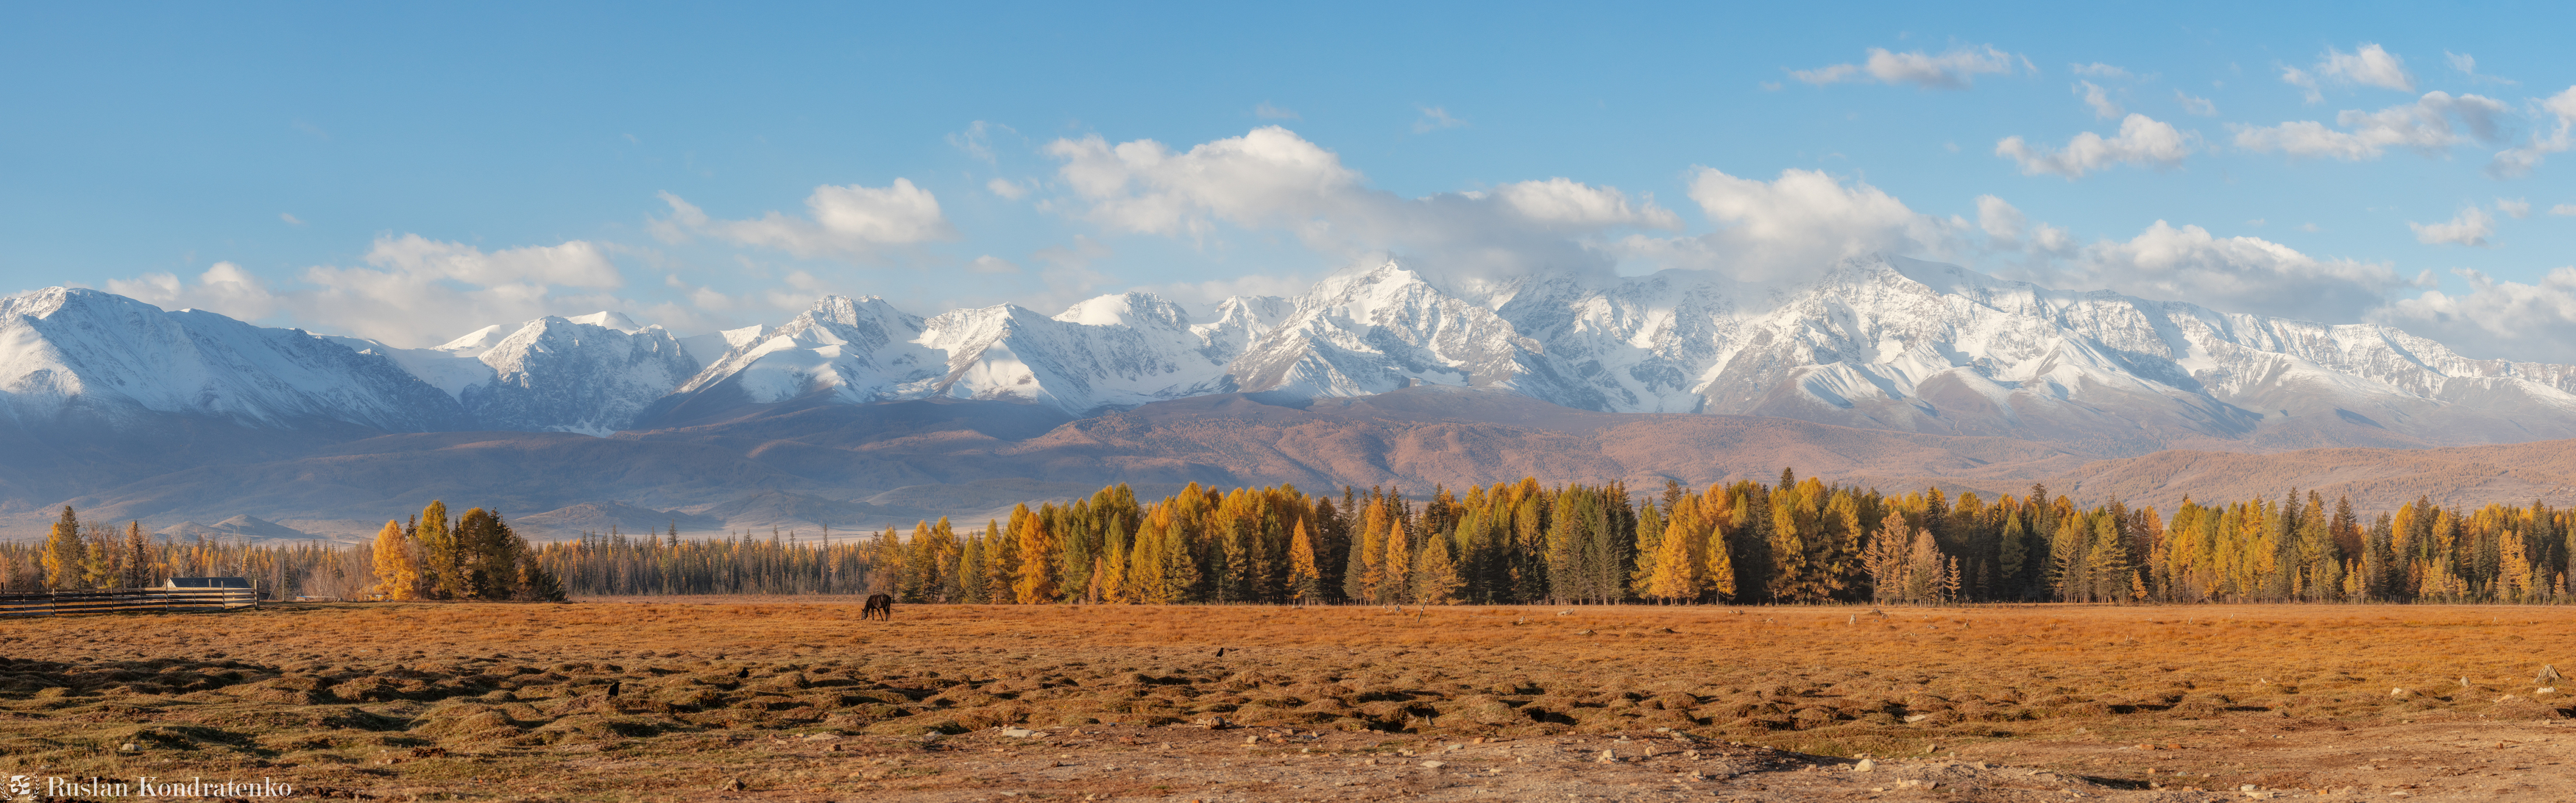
[122,522,149,587]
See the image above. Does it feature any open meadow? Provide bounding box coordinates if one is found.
[6,601,2576,802]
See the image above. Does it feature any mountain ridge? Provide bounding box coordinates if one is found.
[12,256,2576,536]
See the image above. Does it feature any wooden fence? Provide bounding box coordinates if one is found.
[0,587,260,618]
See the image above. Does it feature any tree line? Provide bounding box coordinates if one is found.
[0,506,372,598]
[15,473,2576,606]
[852,473,2576,606]
[1,503,563,602]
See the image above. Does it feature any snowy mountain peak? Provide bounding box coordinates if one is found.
[563,311,644,333]
[1,287,461,431]
[21,252,2576,455]
[435,324,512,355]
[1054,291,1191,328]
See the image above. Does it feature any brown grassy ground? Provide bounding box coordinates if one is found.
[5,601,2576,802]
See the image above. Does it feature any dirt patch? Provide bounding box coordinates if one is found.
[4,601,2575,800]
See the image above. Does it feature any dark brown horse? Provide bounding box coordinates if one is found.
[863,593,894,620]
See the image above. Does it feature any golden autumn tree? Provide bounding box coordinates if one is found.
[1286,520,1322,604]
[1012,508,1060,604]
[42,506,83,590]
[371,520,422,600]
[1643,518,1701,603]
[1380,517,1412,605]
[1412,531,1464,604]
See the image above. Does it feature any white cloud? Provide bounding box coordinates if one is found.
[2070,63,2131,79]
[1618,168,1969,282]
[2409,206,2496,247]
[1973,195,2071,252]
[107,262,285,321]
[1490,177,1682,230]
[2281,43,2414,103]
[2318,43,2413,91]
[2175,91,2218,116]
[1791,45,2019,90]
[966,255,1021,274]
[2553,203,2576,216]
[2498,198,2532,219]
[2076,81,2123,119]
[1041,127,1676,283]
[2374,268,2576,361]
[105,236,643,347]
[279,213,304,226]
[654,180,956,260]
[1412,105,1466,133]
[1995,113,2194,178]
[986,177,1031,199]
[2491,85,2576,178]
[2233,91,2510,160]
[1254,102,1299,120]
[1994,220,2408,323]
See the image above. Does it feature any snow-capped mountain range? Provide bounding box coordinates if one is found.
[10,255,2576,453]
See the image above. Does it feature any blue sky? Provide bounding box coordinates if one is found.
[6,3,2575,360]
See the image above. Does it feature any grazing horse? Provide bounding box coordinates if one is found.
[863,593,894,620]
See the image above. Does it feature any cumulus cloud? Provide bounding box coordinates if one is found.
[2554,204,2576,216]
[1995,113,2195,178]
[1994,220,2409,323]
[2409,206,2496,247]
[2497,198,2532,218]
[2076,81,2123,119]
[2070,63,2131,79]
[2284,43,2414,102]
[654,180,956,260]
[1974,195,2072,253]
[1610,168,1970,282]
[2374,268,2576,361]
[2491,85,2576,177]
[2175,91,2218,116]
[1040,126,1677,283]
[105,236,643,347]
[1489,178,1683,230]
[1791,45,2020,90]
[2233,91,2510,160]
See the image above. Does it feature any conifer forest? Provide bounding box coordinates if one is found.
[10,470,2571,606]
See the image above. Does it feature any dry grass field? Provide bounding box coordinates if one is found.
[7,601,2576,802]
